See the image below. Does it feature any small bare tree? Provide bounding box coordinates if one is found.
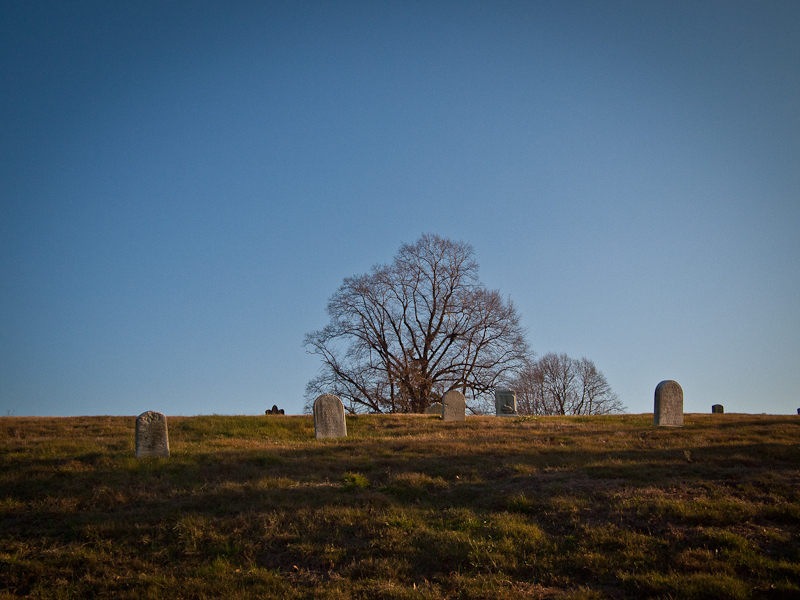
[511,352,624,416]
[304,234,529,414]
[514,357,547,415]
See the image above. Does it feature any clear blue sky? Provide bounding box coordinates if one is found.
[2,1,798,417]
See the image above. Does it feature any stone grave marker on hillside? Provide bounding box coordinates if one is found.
[441,390,466,422]
[653,380,684,427]
[495,388,518,417]
[711,404,724,414]
[266,405,285,415]
[313,394,347,439]
[427,402,443,416]
[135,411,170,458]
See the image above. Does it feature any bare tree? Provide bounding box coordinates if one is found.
[538,352,577,415]
[511,352,624,416]
[514,356,547,415]
[304,234,529,414]
[574,357,624,415]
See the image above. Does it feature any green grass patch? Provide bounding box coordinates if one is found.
[341,471,370,489]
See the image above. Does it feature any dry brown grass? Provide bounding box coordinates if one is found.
[1,413,799,598]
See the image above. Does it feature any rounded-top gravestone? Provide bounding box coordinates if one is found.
[711,404,724,414]
[313,394,347,439]
[135,411,170,458]
[495,388,518,417]
[441,390,466,422]
[653,380,683,427]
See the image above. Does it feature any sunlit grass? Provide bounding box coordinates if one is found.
[1,413,799,598]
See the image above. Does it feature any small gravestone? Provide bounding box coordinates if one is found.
[711,404,724,414]
[266,405,285,415]
[135,411,170,458]
[427,402,443,416]
[495,388,518,417]
[441,390,466,422]
[653,380,683,427]
[313,394,347,439]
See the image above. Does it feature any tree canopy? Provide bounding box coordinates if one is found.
[304,234,529,414]
[511,352,625,416]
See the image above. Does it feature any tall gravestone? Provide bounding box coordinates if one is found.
[427,402,443,416]
[313,394,347,439]
[495,388,518,417]
[441,390,466,422]
[711,404,724,414]
[654,380,683,427]
[135,411,170,458]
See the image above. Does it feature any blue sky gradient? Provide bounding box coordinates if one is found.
[2,1,798,416]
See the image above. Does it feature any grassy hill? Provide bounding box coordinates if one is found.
[1,413,799,599]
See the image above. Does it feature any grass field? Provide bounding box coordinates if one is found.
[1,413,799,599]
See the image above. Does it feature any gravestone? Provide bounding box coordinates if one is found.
[653,380,683,427]
[495,388,518,417]
[135,411,170,458]
[266,405,285,415]
[313,394,347,439]
[427,402,443,416]
[711,404,724,414]
[441,390,466,422]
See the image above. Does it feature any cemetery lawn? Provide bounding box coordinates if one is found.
[1,414,799,599]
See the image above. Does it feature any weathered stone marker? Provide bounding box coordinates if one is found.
[495,388,518,417]
[313,394,347,439]
[441,390,466,422]
[266,405,285,415]
[135,411,170,458]
[653,380,683,427]
[427,402,443,416]
[711,404,724,414]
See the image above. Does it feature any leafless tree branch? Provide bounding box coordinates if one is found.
[304,233,529,414]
